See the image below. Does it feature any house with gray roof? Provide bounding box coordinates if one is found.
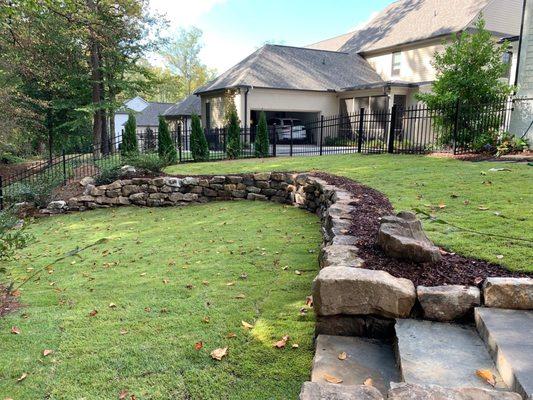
[163,94,201,133]
[196,0,522,134]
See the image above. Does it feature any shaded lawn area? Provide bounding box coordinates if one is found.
[165,154,533,272]
[0,202,321,399]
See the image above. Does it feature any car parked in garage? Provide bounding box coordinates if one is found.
[268,118,307,142]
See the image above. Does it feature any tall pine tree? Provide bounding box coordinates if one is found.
[226,109,241,159]
[190,114,209,161]
[158,116,177,164]
[254,111,269,157]
[121,113,138,156]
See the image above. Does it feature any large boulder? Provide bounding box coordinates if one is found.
[417,285,480,321]
[312,267,416,318]
[299,382,383,400]
[377,211,441,263]
[388,382,521,400]
[483,278,533,310]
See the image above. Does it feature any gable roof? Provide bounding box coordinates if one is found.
[195,44,383,94]
[132,102,174,127]
[164,94,201,117]
[341,0,493,53]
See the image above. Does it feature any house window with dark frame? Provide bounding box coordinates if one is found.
[391,51,402,78]
[205,102,211,131]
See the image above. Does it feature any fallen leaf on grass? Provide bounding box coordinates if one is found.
[120,328,128,335]
[478,206,489,211]
[226,281,235,286]
[295,270,302,275]
[16,373,27,382]
[274,335,290,349]
[109,303,117,308]
[88,309,98,317]
[119,390,128,399]
[438,203,446,209]
[323,373,342,384]
[43,349,53,357]
[227,332,237,338]
[194,341,203,351]
[241,321,254,329]
[202,316,210,323]
[11,326,21,335]
[305,296,313,307]
[292,343,299,348]
[210,347,228,361]
[338,352,347,360]
[162,279,169,284]
[476,369,496,387]
[364,378,373,387]
[235,294,246,299]
[496,255,504,260]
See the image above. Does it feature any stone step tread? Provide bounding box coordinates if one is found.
[475,307,533,399]
[311,334,400,396]
[395,319,508,391]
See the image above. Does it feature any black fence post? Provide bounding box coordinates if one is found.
[358,108,365,153]
[0,175,3,211]
[272,125,277,157]
[452,100,460,155]
[62,149,67,185]
[290,124,293,157]
[319,115,324,156]
[177,127,183,163]
[388,105,397,154]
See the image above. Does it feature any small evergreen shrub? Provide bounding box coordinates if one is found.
[124,153,167,173]
[157,116,177,164]
[121,113,139,156]
[94,164,122,186]
[226,109,241,159]
[254,111,269,157]
[4,175,63,208]
[0,152,24,165]
[190,114,209,161]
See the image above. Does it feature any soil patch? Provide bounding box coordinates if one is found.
[313,172,531,287]
[0,285,21,318]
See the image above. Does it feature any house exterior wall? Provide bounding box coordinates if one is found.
[510,0,533,147]
[472,0,522,36]
[363,39,447,83]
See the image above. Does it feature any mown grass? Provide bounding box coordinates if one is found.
[165,154,533,272]
[0,202,321,399]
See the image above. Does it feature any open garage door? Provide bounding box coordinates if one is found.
[250,110,320,156]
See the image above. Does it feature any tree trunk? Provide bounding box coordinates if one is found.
[87,0,103,157]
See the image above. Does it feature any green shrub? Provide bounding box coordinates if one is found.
[226,109,241,159]
[254,111,269,157]
[121,113,139,156]
[0,208,31,261]
[94,164,122,186]
[124,153,167,173]
[0,152,24,165]
[324,137,358,147]
[496,132,529,156]
[157,116,177,164]
[4,175,63,208]
[190,114,209,161]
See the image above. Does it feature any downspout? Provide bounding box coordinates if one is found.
[243,86,250,129]
[514,0,527,88]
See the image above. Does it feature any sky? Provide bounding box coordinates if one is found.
[149,0,395,74]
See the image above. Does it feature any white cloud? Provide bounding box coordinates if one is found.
[150,0,226,26]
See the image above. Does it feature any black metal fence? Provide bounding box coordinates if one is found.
[0,97,529,210]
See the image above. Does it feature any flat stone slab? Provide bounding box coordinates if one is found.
[299,382,384,400]
[483,277,533,310]
[475,307,533,399]
[311,335,400,396]
[395,319,507,390]
[388,382,522,400]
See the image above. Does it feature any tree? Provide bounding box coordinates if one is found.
[157,116,177,164]
[254,111,269,157]
[417,18,514,147]
[226,108,241,159]
[190,114,209,161]
[121,113,138,156]
[162,27,216,96]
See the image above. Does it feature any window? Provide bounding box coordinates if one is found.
[392,51,402,77]
[205,102,211,130]
[501,51,512,79]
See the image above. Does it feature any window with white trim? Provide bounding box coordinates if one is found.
[391,51,402,78]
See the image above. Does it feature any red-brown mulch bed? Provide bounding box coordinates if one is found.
[313,172,531,287]
[0,285,21,318]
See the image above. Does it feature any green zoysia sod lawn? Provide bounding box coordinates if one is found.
[0,202,321,399]
[166,154,533,272]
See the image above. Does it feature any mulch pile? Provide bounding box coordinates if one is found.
[313,172,531,287]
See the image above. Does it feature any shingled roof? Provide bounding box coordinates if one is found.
[133,102,174,127]
[164,94,201,117]
[195,44,383,94]
[309,0,521,54]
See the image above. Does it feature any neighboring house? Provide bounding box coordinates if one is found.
[163,94,201,132]
[510,0,533,146]
[114,96,174,136]
[195,0,522,133]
